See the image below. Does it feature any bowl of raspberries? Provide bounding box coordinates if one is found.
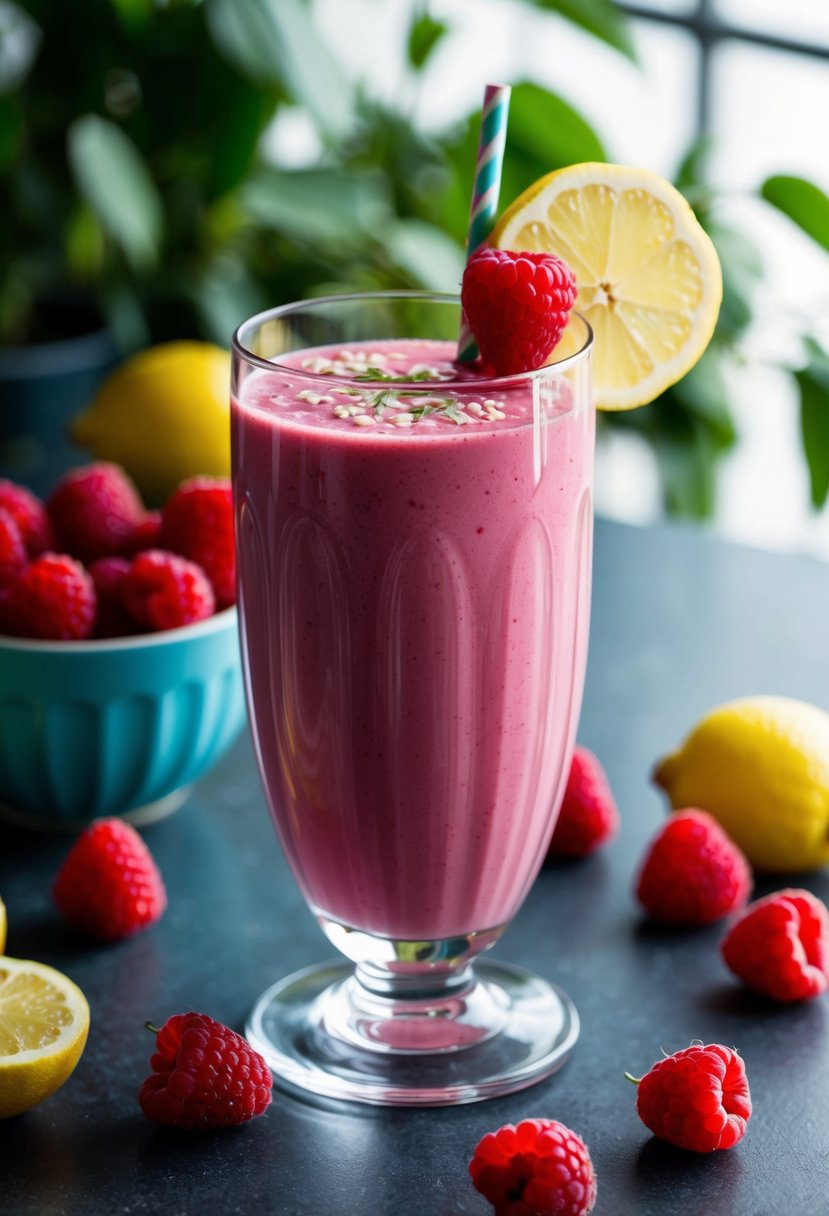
[0,463,246,829]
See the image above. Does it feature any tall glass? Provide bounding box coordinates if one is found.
[231,293,594,1105]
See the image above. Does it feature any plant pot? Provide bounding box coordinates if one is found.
[0,299,118,495]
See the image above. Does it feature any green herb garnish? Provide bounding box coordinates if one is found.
[354,366,442,383]
[405,396,469,425]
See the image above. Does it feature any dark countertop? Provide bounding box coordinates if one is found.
[2,517,829,1215]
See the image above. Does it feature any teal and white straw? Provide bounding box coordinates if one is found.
[457,83,512,363]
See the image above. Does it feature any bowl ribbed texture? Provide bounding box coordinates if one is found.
[0,609,246,825]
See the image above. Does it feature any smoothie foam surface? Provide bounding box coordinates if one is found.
[239,339,576,438]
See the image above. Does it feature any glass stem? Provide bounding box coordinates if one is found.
[353,960,477,1004]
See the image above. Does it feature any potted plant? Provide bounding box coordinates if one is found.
[0,0,285,491]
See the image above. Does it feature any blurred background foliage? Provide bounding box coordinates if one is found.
[1,0,828,517]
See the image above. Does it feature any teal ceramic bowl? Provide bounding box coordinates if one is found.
[0,608,247,830]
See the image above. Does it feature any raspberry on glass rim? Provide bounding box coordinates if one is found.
[460,247,577,376]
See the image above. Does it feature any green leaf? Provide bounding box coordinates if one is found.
[796,339,829,508]
[441,82,606,240]
[0,96,23,171]
[383,219,465,291]
[195,257,267,347]
[67,114,163,270]
[241,167,390,244]
[108,0,154,30]
[675,136,714,193]
[706,220,764,340]
[508,80,606,171]
[669,350,737,450]
[65,204,105,278]
[0,3,40,91]
[761,175,829,254]
[407,13,448,69]
[652,424,717,517]
[518,0,636,61]
[204,72,270,200]
[206,0,354,140]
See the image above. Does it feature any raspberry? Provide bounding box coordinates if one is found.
[635,809,751,926]
[159,477,235,609]
[0,508,28,590]
[47,462,145,561]
[0,479,52,555]
[469,1118,597,1216]
[721,887,829,1002]
[139,1011,272,1129]
[4,552,96,640]
[128,510,162,553]
[460,247,576,376]
[88,556,136,638]
[123,548,215,632]
[53,818,167,941]
[547,746,619,858]
[629,1042,751,1152]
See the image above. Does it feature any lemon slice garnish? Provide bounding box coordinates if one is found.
[492,163,722,409]
[0,957,90,1118]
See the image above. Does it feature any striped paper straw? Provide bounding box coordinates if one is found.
[457,83,512,363]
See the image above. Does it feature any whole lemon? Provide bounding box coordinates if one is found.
[654,696,829,872]
[73,341,231,505]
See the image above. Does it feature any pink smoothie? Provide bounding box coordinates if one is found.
[232,340,593,942]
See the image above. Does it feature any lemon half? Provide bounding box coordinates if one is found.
[0,957,90,1118]
[492,163,722,410]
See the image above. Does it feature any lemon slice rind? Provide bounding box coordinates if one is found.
[492,162,722,410]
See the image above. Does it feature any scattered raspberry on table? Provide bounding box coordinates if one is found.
[460,247,577,376]
[547,745,619,859]
[469,1117,596,1216]
[721,887,829,1002]
[53,818,167,941]
[139,1011,272,1130]
[628,1041,751,1152]
[635,808,751,925]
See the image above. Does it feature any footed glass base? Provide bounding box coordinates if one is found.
[246,958,579,1106]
